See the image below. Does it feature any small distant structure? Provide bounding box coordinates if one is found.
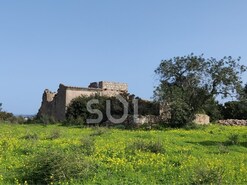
[37,81,128,121]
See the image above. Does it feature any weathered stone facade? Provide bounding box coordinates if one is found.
[38,81,128,121]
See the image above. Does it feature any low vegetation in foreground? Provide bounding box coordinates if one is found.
[0,123,246,184]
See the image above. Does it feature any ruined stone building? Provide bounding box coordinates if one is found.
[38,81,128,121]
[38,81,210,125]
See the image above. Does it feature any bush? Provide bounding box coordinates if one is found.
[191,165,224,185]
[0,104,28,124]
[90,127,108,136]
[167,100,195,127]
[111,124,126,130]
[127,139,164,154]
[18,149,96,184]
[66,95,108,125]
[36,115,56,125]
[202,98,223,122]
[65,94,160,126]
[138,99,160,116]
[217,143,229,154]
[139,123,152,130]
[80,136,95,155]
[183,122,206,130]
[221,101,247,120]
[0,112,15,122]
[46,130,61,140]
[63,117,85,126]
[13,116,26,124]
[21,133,39,140]
[227,134,240,145]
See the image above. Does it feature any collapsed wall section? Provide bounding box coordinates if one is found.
[37,84,67,121]
[37,89,56,118]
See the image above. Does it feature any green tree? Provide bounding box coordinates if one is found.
[0,103,2,112]
[238,83,247,101]
[66,94,131,125]
[202,97,223,122]
[66,94,108,125]
[65,93,159,126]
[154,54,246,126]
[221,101,247,120]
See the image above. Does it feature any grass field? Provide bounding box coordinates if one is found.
[0,123,246,184]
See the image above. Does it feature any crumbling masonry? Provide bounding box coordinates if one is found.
[38,81,128,121]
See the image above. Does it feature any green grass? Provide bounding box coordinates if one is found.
[0,123,246,184]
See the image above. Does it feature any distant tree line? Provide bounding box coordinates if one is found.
[0,103,26,123]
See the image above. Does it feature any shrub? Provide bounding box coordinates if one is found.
[0,111,14,121]
[127,139,164,154]
[21,133,38,140]
[217,143,229,154]
[65,94,160,126]
[64,117,85,126]
[36,115,56,125]
[227,134,240,145]
[147,140,164,153]
[80,136,95,155]
[183,122,206,130]
[191,165,224,185]
[90,127,108,136]
[46,130,61,140]
[18,149,96,184]
[202,98,223,122]
[13,116,26,124]
[221,101,247,119]
[243,133,247,140]
[66,95,108,125]
[167,100,195,127]
[138,99,160,116]
[111,124,126,130]
[139,123,152,130]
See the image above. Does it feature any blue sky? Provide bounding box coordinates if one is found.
[1,0,247,115]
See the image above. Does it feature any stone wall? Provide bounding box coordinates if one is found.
[133,114,210,125]
[65,87,101,107]
[218,119,247,126]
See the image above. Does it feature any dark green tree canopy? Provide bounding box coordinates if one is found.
[154,54,246,126]
[221,101,247,120]
[65,93,159,126]
[238,83,247,101]
[155,54,246,100]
